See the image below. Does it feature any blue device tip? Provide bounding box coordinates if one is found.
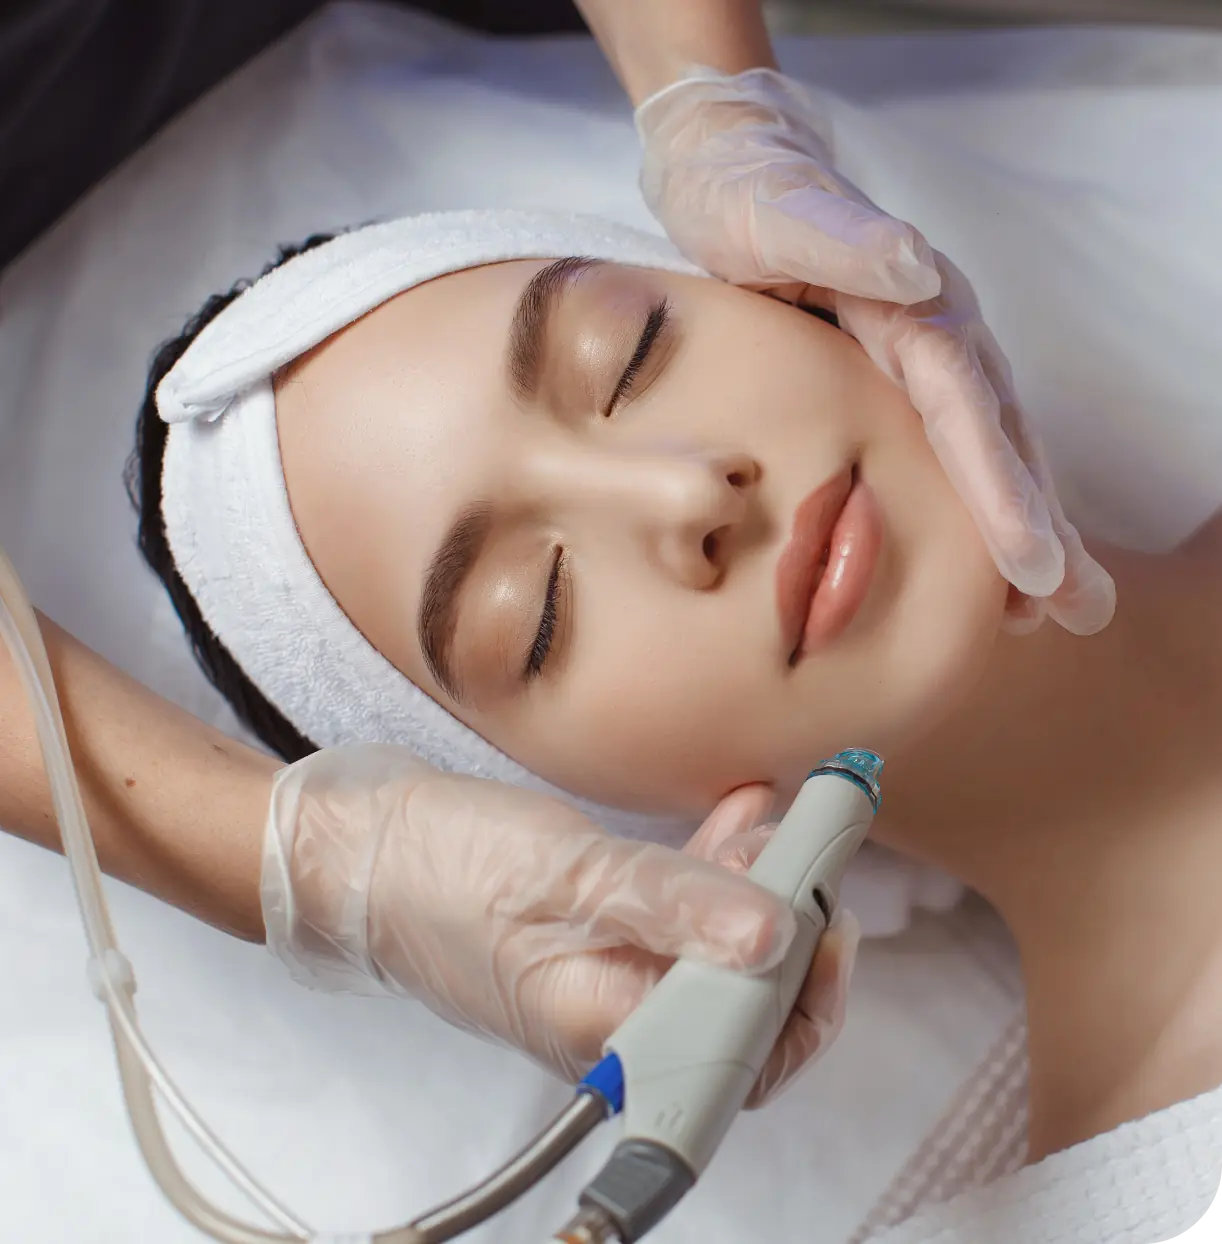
[809,748,884,808]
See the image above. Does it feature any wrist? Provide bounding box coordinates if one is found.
[261,751,395,996]
[577,0,777,106]
[220,749,279,942]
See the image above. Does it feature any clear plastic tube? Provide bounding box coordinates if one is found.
[0,543,310,1242]
[0,541,601,1244]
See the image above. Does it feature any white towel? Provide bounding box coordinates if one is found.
[159,205,963,931]
[861,1017,1222,1244]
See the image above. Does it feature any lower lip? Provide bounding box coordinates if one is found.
[797,478,883,660]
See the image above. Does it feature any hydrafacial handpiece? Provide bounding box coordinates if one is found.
[0,525,879,1244]
[553,752,883,1244]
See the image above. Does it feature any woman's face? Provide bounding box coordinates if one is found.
[276,258,1006,814]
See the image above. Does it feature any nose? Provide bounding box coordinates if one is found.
[562,446,760,589]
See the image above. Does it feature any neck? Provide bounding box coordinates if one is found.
[873,544,1222,1160]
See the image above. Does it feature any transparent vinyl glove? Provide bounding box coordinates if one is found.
[637,67,1115,635]
[261,746,855,1099]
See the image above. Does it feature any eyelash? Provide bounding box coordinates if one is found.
[525,547,565,681]
[606,297,671,415]
[526,298,670,680]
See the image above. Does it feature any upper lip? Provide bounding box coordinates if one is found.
[776,466,856,662]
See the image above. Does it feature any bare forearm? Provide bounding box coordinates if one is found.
[0,614,276,941]
[576,0,776,105]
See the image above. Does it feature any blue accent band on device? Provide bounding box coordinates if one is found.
[579,1053,625,1115]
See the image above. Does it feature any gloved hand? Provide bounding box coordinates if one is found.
[261,745,855,1104]
[708,817,860,1107]
[636,67,1116,636]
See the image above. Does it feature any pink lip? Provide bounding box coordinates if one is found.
[776,466,883,665]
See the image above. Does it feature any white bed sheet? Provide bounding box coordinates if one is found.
[0,6,1217,1242]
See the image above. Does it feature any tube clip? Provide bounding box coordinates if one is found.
[86,948,136,1003]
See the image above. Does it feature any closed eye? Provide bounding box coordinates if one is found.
[525,546,566,680]
[606,297,671,415]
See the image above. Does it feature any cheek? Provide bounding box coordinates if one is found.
[861,419,1008,745]
[893,526,1006,722]
[664,292,860,446]
[501,594,773,814]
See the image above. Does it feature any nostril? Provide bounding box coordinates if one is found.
[724,456,759,489]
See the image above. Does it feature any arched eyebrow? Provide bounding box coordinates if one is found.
[420,258,601,701]
[417,503,493,703]
[506,256,600,402]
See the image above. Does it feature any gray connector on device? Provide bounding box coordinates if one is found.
[567,750,883,1242]
[576,1140,695,1243]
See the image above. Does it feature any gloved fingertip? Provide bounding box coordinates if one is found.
[1074,561,1119,631]
[1000,614,1043,637]
[711,822,778,872]
[1014,550,1116,637]
[715,783,775,836]
[809,987,847,1044]
[728,901,799,974]
[832,905,862,960]
[1000,588,1046,636]
[827,907,861,992]
[685,785,773,864]
[887,235,942,305]
[997,539,1067,600]
[1050,578,1118,637]
[676,881,797,973]
[851,246,941,305]
[803,908,860,1036]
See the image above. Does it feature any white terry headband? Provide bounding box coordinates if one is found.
[157,209,707,843]
[155,205,969,930]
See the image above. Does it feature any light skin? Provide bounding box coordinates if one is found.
[276,258,1006,814]
[0,614,275,942]
[3,0,1204,1215]
[0,0,775,930]
[274,259,1222,1164]
[876,526,1222,1161]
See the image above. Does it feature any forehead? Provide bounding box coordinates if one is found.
[286,257,551,516]
[274,257,553,670]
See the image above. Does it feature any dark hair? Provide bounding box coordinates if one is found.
[125,235,337,762]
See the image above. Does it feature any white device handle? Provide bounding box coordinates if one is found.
[605,772,876,1175]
